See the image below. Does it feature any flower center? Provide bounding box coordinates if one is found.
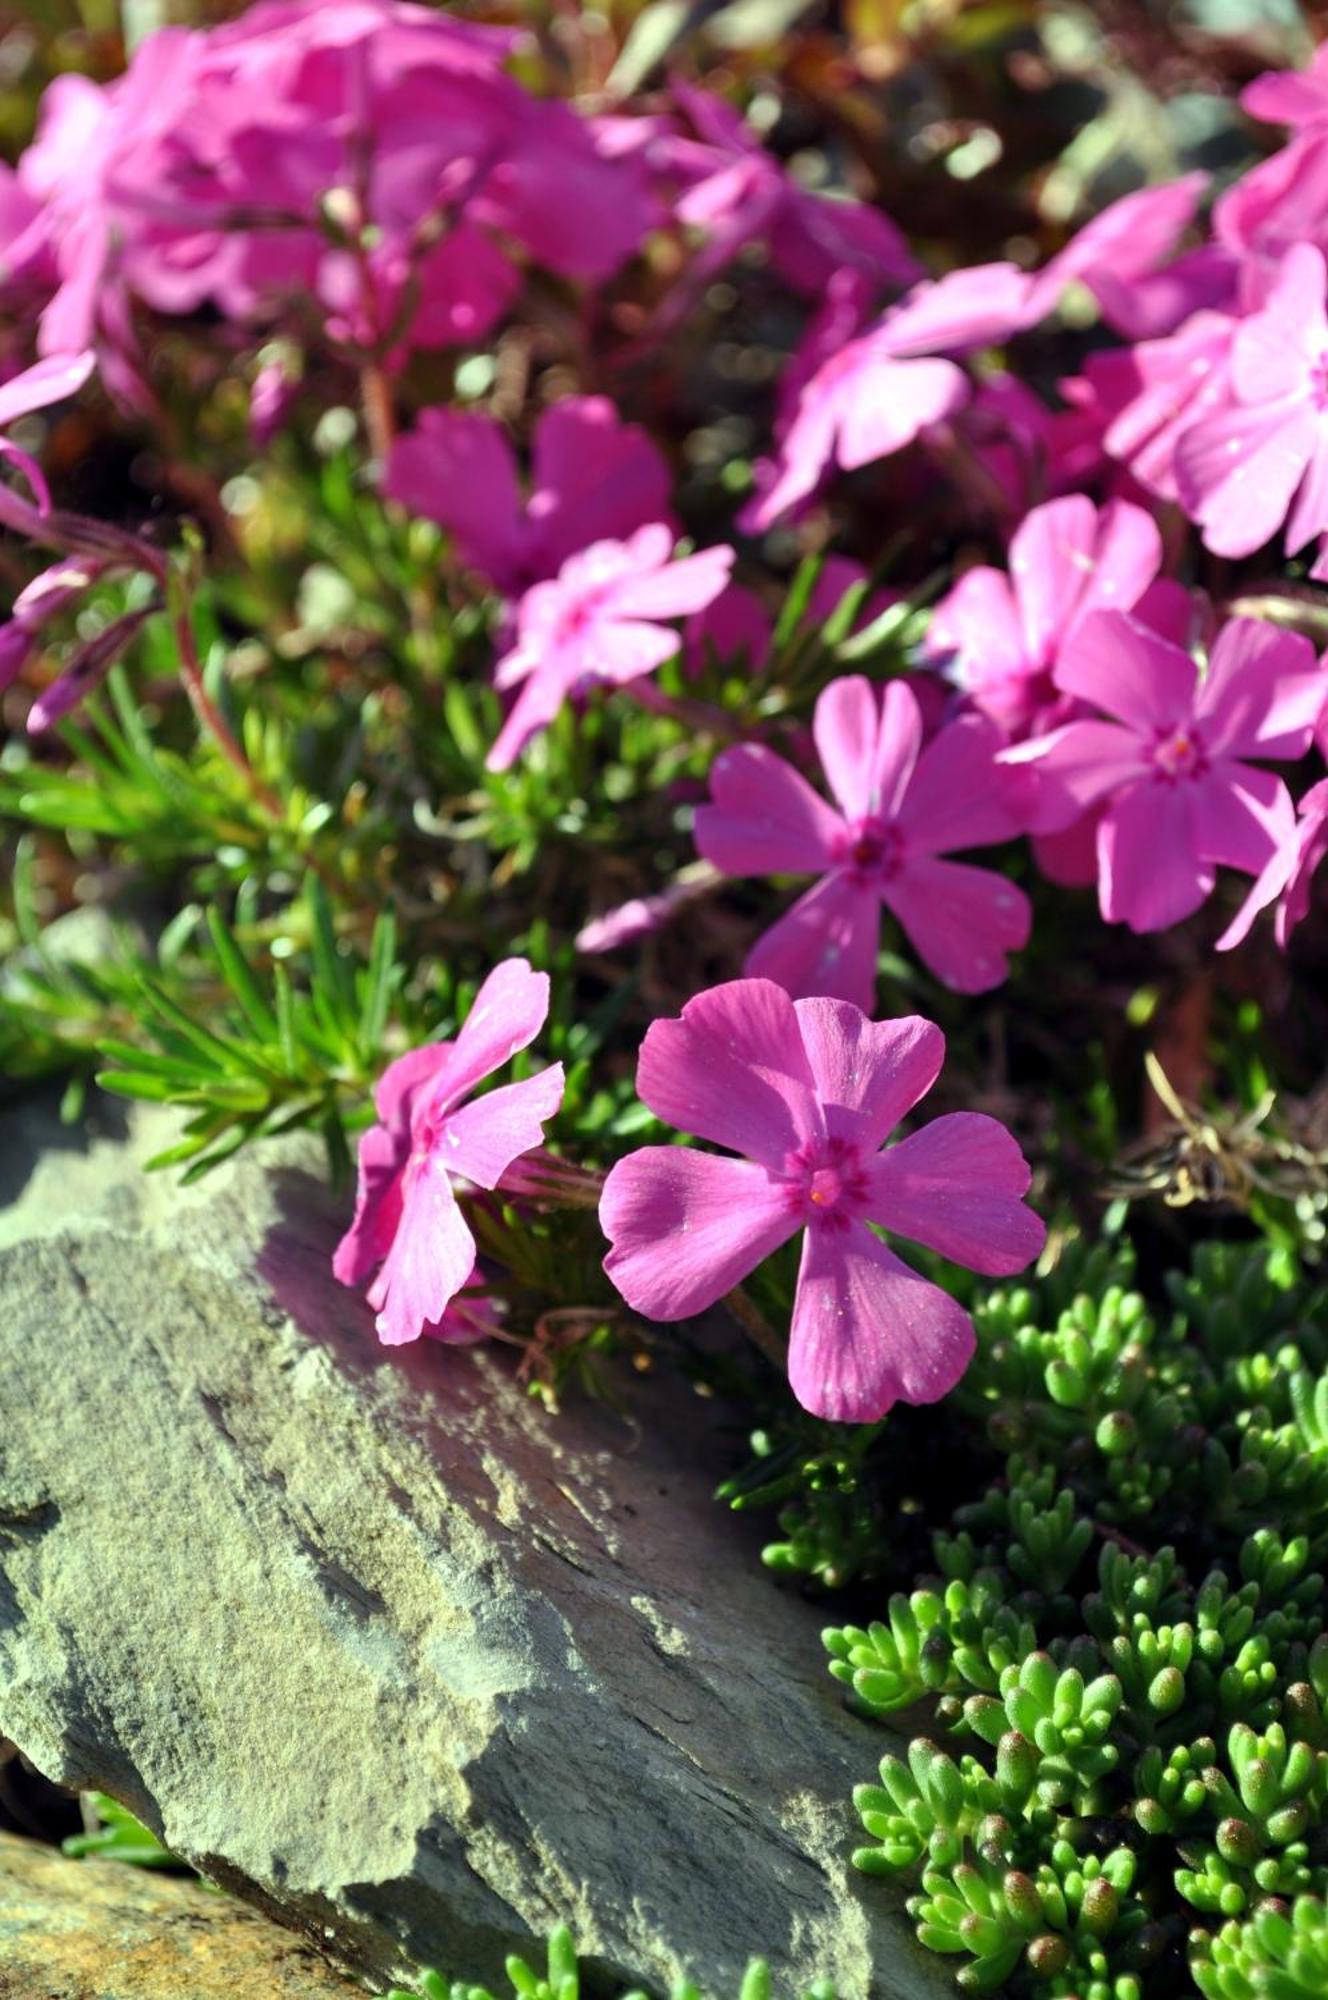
[1151,723,1207,781]
[554,596,597,646]
[781,1135,870,1231]
[834,814,906,882]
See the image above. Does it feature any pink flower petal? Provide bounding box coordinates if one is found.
[583,618,687,685]
[1190,764,1294,875]
[836,354,968,468]
[1194,617,1324,760]
[1011,494,1162,662]
[813,676,921,823]
[527,396,674,578]
[635,976,822,1165]
[881,855,1031,992]
[1055,609,1197,728]
[790,1000,945,1153]
[373,1041,454,1135]
[1002,720,1151,830]
[333,1124,406,1289]
[884,262,1035,354]
[1177,402,1313,561]
[787,1221,976,1422]
[366,1151,477,1347]
[436,1063,565,1189]
[424,958,550,1117]
[746,871,882,1013]
[695,742,843,876]
[486,663,573,771]
[600,1148,798,1320]
[1098,782,1212,932]
[923,566,1029,702]
[382,408,524,589]
[898,714,1024,853]
[865,1112,1044,1275]
[606,541,734,620]
[0,349,95,428]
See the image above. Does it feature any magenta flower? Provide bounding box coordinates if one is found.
[1219,777,1328,951]
[747,264,1039,528]
[384,398,672,599]
[599,979,1044,1423]
[333,959,564,1346]
[487,524,733,771]
[1005,612,1326,933]
[694,676,1030,1007]
[923,495,1166,738]
[1176,245,1328,573]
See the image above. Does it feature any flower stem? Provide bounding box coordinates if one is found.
[723,1283,787,1371]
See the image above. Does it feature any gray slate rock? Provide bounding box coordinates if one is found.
[0,1099,943,1998]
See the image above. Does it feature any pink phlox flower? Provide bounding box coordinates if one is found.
[1212,132,1328,308]
[599,978,1045,1423]
[1003,612,1326,933]
[1219,776,1328,952]
[1243,44,1328,130]
[333,958,565,1347]
[743,263,1037,528]
[694,674,1031,1006]
[486,524,734,771]
[384,397,673,598]
[922,495,1166,739]
[669,82,917,300]
[1174,244,1328,574]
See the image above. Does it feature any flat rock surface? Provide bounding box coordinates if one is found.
[0,1097,942,1998]
[0,1831,365,1999]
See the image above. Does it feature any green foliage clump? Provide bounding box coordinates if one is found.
[813,1234,1328,1997]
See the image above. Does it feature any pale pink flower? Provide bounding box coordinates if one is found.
[333,959,564,1346]
[1004,612,1326,933]
[487,524,733,771]
[1219,776,1328,951]
[923,496,1166,738]
[385,398,672,598]
[1176,244,1328,574]
[694,676,1030,1006]
[599,979,1044,1423]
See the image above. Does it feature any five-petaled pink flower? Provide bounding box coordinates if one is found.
[1005,612,1326,933]
[694,675,1031,1008]
[487,523,733,771]
[1219,776,1328,952]
[599,978,1044,1423]
[333,958,564,1346]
